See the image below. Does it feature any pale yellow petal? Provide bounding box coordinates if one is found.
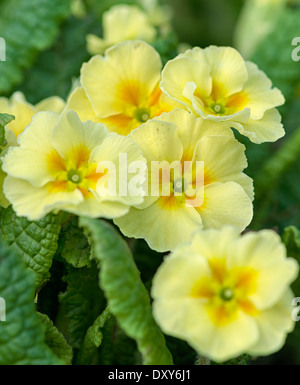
[130,118,183,163]
[114,198,203,252]
[198,182,253,231]
[3,176,83,221]
[182,45,248,97]
[185,305,259,363]
[62,194,130,219]
[202,45,249,96]
[66,86,102,124]
[81,40,162,117]
[247,290,295,356]
[90,133,146,206]
[52,110,109,158]
[156,109,233,161]
[2,112,59,187]
[243,61,285,120]
[36,96,65,114]
[233,108,285,144]
[5,92,36,137]
[228,230,299,309]
[152,253,211,299]
[86,34,108,55]
[193,135,248,183]
[103,5,156,44]
[187,227,241,262]
[160,56,212,110]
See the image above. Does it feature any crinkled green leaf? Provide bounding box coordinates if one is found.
[0,113,14,149]
[79,217,173,365]
[0,240,64,365]
[17,14,98,103]
[0,0,71,93]
[0,206,62,290]
[59,264,105,349]
[76,307,111,365]
[0,113,15,128]
[59,216,91,269]
[37,313,73,365]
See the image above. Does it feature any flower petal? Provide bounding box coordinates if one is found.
[67,87,102,124]
[90,133,147,206]
[189,45,249,97]
[3,176,83,221]
[232,108,285,144]
[130,118,183,163]
[36,96,65,114]
[243,61,285,120]
[197,181,253,231]
[51,110,109,158]
[81,40,162,117]
[114,198,203,252]
[228,230,299,309]
[160,55,212,110]
[157,109,234,161]
[2,111,59,187]
[247,290,295,356]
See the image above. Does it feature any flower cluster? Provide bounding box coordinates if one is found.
[0,10,297,362]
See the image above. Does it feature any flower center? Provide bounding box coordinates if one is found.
[134,107,151,123]
[190,260,259,326]
[67,169,83,184]
[173,177,184,193]
[220,287,234,301]
[211,103,225,115]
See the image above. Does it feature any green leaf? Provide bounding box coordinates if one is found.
[0,0,71,93]
[97,315,140,365]
[17,14,98,103]
[76,307,111,365]
[58,264,106,349]
[59,216,91,268]
[0,113,15,128]
[37,313,73,365]
[0,240,64,364]
[79,217,173,365]
[0,113,14,149]
[0,206,62,290]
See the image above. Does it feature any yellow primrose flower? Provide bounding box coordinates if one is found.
[160,45,285,144]
[152,227,298,363]
[68,40,179,135]
[0,92,65,208]
[114,109,254,252]
[2,110,146,220]
[138,0,172,29]
[0,91,65,138]
[87,5,156,55]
